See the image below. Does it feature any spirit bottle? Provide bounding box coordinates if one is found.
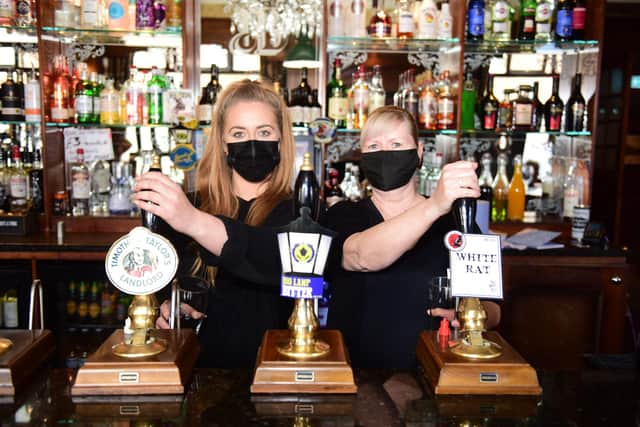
[436,70,455,130]
[479,152,494,213]
[147,66,166,125]
[480,74,499,130]
[419,69,438,130]
[396,0,415,38]
[75,68,93,123]
[565,73,586,132]
[513,85,534,130]
[545,74,564,131]
[517,0,536,40]
[572,0,586,40]
[460,67,476,130]
[467,0,485,41]
[294,152,321,220]
[555,0,573,42]
[491,153,509,222]
[51,56,71,123]
[198,65,221,126]
[489,0,512,41]
[327,58,348,129]
[532,82,544,131]
[534,0,552,41]
[352,66,369,129]
[417,0,438,38]
[9,145,30,214]
[369,0,392,37]
[100,79,120,125]
[507,154,525,221]
[402,68,419,122]
[71,148,90,216]
[368,65,386,114]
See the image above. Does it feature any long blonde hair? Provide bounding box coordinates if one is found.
[196,80,294,226]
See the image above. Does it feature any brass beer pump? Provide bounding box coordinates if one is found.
[450,198,502,360]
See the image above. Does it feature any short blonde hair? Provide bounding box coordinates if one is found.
[360,106,418,148]
[196,80,294,226]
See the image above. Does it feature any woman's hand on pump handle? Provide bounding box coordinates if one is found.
[156,300,205,329]
[429,161,481,216]
[428,308,460,328]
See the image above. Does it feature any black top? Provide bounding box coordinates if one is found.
[324,198,455,369]
[171,198,294,368]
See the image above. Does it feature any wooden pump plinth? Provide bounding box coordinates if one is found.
[417,331,541,395]
[72,329,199,396]
[251,329,356,394]
[0,330,55,396]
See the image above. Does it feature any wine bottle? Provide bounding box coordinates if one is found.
[565,73,585,132]
[544,74,564,131]
[141,154,170,235]
[198,65,221,126]
[293,152,321,221]
[480,74,499,130]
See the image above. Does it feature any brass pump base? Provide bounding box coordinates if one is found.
[277,339,330,359]
[450,334,503,359]
[112,338,167,359]
[0,338,12,356]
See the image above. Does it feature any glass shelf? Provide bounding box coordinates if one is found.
[41,26,182,48]
[460,129,591,138]
[46,122,179,129]
[0,120,41,126]
[337,128,457,137]
[327,36,460,53]
[464,39,599,54]
[0,25,37,44]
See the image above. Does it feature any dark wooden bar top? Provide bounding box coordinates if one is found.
[0,366,637,425]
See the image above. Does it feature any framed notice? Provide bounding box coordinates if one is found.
[447,232,503,299]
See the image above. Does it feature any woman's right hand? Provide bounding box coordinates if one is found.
[132,171,201,237]
[428,160,481,217]
[156,299,205,329]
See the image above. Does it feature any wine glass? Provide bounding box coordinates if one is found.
[427,276,454,329]
[177,275,209,335]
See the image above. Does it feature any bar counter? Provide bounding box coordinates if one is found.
[1,366,637,425]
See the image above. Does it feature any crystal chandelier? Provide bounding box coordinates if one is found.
[225,0,323,48]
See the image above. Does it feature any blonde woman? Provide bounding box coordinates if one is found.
[132,80,295,367]
[325,106,500,368]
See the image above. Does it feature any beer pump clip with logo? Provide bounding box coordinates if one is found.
[417,198,542,396]
[72,226,199,396]
[251,207,356,394]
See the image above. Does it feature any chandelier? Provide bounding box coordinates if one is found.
[225,0,323,48]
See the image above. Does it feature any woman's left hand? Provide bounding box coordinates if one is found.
[132,171,201,236]
[428,307,460,328]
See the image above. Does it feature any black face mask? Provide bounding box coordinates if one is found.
[360,149,419,191]
[226,140,280,183]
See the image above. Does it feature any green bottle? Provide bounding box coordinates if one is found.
[327,58,348,129]
[75,68,93,124]
[518,0,537,40]
[147,66,167,124]
[460,66,476,130]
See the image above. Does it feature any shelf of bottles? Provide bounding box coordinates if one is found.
[40,27,183,48]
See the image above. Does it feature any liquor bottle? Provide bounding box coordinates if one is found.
[565,73,585,132]
[141,154,171,235]
[3,288,18,328]
[294,152,321,220]
[417,0,438,39]
[563,159,580,218]
[90,72,102,124]
[0,74,24,121]
[328,0,346,37]
[347,0,367,37]
[24,70,41,122]
[368,65,386,114]
[147,66,166,125]
[489,0,512,41]
[82,0,99,27]
[198,65,221,126]
[166,0,182,30]
[125,66,142,125]
[467,0,485,41]
[108,0,132,29]
[480,74,499,130]
[29,148,43,213]
[460,67,476,130]
[396,0,414,38]
[555,0,573,42]
[15,0,36,26]
[75,68,93,123]
[66,280,78,323]
[438,2,453,39]
[77,280,89,323]
[513,85,534,130]
[368,0,392,37]
[507,154,525,221]
[310,89,322,122]
[352,66,369,129]
[324,167,344,208]
[88,281,101,323]
[497,89,513,130]
[419,69,438,130]
[100,79,120,125]
[545,74,564,132]
[518,0,536,40]
[491,153,509,222]
[294,67,312,127]
[425,152,443,197]
[327,58,348,129]
[402,69,419,122]
[51,55,71,123]
[436,70,455,130]
[572,0,586,40]
[9,145,29,214]
[136,0,155,29]
[478,152,494,213]
[0,0,14,25]
[531,82,544,131]
[576,159,590,206]
[71,148,90,216]
[534,0,552,41]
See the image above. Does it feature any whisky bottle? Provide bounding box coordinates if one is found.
[294,152,321,220]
